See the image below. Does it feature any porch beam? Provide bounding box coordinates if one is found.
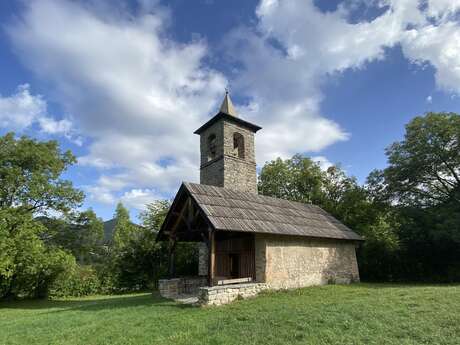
[208,229,215,286]
[170,196,189,235]
[168,236,177,278]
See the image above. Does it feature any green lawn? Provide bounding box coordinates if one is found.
[1,284,459,345]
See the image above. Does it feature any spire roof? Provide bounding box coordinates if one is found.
[219,91,237,117]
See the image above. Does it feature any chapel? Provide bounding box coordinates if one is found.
[156,93,362,304]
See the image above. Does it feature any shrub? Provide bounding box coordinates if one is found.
[49,264,101,297]
[0,211,77,299]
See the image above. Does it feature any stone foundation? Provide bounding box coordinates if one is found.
[159,277,207,299]
[199,283,268,306]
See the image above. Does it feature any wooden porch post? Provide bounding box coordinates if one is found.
[168,236,176,278]
[208,229,215,286]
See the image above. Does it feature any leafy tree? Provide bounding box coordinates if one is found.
[370,112,460,282]
[43,210,104,264]
[139,200,171,233]
[113,202,137,249]
[383,112,460,207]
[0,210,74,298]
[0,133,82,299]
[108,199,198,290]
[114,200,171,289]
[0,132,83,214]
[258,155,324,204]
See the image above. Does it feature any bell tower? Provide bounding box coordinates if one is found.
[194,92,262,193]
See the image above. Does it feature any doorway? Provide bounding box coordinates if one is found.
[229,253,240,278]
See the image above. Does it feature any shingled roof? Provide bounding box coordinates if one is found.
[158,182,363,242]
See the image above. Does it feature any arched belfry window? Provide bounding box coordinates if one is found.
[233,132,245,159]
[207,134,217,161]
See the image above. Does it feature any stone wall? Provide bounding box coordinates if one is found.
[198,242,208,276]
[223,156,257,193]
[158,278,180,298]
[198,118,257,193]
[159,277,208,299]
[255,234,360,289]
[199,121,224,166]
[199,283,268,306]
[222,122,256,163]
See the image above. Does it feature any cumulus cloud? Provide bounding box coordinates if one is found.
[0,84,46,130]
[224,0,413,165]
[0,83,78,141]
[120,189,162,210]
[7,0,460,210]
[226,0,460,163]
[8,0,225,205]
[402,21,460,93]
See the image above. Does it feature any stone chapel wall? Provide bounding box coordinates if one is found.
[255,234,360,289]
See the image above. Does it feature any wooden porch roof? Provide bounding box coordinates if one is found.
[157,182,363,242]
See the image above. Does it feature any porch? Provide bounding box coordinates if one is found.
[158,230,258,298]
[157,184,258,287]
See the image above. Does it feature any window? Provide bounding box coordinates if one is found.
[233,132,245,159]
[207,134,217,161]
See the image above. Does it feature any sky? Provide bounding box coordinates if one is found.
[1,0,460,221]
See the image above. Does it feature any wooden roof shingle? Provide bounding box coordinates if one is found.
[182,182,363,241]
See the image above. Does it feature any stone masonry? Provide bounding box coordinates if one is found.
[198,283,268,306]
[198,242,208,276]
[199,119,257,193]
[255,234,360,289]
[158,277,207,299]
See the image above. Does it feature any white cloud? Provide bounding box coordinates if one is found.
[426,0,460,21]
[7,0,460,211]
[8,0,226,206]
[0,83,79,142]
[120,189,162,210]
[402,22,460,94]
[225,0,414,165]
[0,84,45,130]
[426,95,433,103]
[226,0,460,164]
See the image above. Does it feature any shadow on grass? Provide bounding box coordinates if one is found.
[0,292,196,312]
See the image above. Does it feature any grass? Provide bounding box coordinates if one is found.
[0,284,459,345]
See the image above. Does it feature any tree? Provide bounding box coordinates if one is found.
[139,200,171,233]
[43,210,104,264]
[112,202,137,249]
[0,209,75,298]
[116,200,172,288]
[0,133,83,214]
[37,209,104,264]
[373,112,460,282]
[258,155,324,204]
[0,133,83,299]
[383,112,460,207]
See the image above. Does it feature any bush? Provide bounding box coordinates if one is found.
[49,264,101,297]
[0,211,77,299]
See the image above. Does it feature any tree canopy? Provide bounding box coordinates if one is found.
[0,133,83,299]
[0,133,83,215]
[382,112,460,207]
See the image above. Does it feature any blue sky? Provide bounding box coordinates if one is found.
[1,0,460,221]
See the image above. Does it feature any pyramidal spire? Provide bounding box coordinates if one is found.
[219,90,238,117]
